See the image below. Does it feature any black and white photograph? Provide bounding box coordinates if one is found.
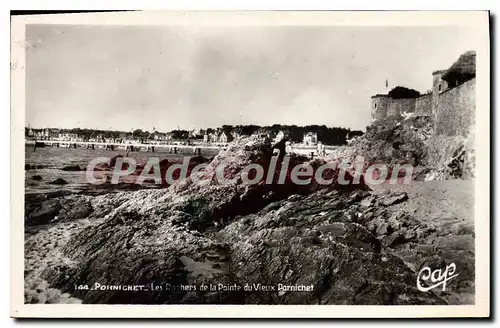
[10,11,490,318]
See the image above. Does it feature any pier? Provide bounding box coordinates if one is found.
[27,139,338,158]
[27,140,228,154]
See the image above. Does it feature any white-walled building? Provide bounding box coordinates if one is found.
[302,132,318,146]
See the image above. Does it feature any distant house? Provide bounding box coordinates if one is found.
[38,128,60,139]
[218,131,232,143]
[151,131,169,142]
[32,129,45,138]
[209,132,218,143]
[58,132,79,141]
[203,133,209,143]
[303,132,318,146]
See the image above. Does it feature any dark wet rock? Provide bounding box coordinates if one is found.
[93,155,127,171]
[387,212,408,230]
[25,199,62,226]
[48,178,68,185]
[375,222,390,236]
[44,188,445,305]
[25,194,97,227]
[32,175,43,181]
[403,229,417,241]
[373,129,394,141]
[26,190,74,203]
[394,239,475,304]
[366,217,385,234]
[360,195,375,208]
[378,191,408,206]
[61,165,84,171]
[348,190,370,203]
[358,210,374,225]
[381,231,408,248]
[216,192,443,305]
[44,199,241,304]
[57,198,93,222]
[25,164,44,170]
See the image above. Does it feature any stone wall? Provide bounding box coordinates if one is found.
[415,94,432,116]
[426,78,476,177]
[371,96,390,125]
[387,98,416,121]
[434,78,475,137]
[369,77,474,135]
[432,71,449,115]
[367,51,476,179]
[426,134,468,171]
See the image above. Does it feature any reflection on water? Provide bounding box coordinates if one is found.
[25,146,218,195]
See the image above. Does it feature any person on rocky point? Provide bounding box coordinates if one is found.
[285,141,294,155]
[272,138,287,159]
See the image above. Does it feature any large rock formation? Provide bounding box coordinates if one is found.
[330,116,432,166]
[23,136,464,305]
[330,115,475,181]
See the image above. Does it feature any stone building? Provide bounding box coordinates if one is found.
[302,132,318,146]
[369,50,476,178]
[370,51,476,128]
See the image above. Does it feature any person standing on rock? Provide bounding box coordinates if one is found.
[285,141,294,155]
[272,138,287,159]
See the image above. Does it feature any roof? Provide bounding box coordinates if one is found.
[432,69,448,75]
[371,94,390,98]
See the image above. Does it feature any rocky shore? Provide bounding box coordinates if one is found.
[24,135,474,305]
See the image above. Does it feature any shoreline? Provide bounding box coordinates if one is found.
[22,135,476,305]
[24,162,475,305]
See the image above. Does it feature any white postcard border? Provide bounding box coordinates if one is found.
[10,10,490,318]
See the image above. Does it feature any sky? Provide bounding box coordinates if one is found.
[25,24,480,132]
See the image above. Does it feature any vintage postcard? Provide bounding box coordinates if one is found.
[10,11,490,318]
